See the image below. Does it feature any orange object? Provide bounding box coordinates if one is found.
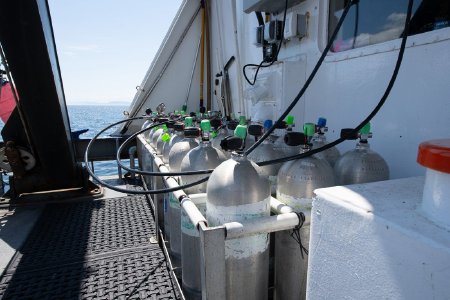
[417,139,450,174]
[0,82,17,123]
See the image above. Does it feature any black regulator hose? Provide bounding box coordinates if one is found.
[84,117,209,195]
[244,0,356,156]
[258,0,414,166]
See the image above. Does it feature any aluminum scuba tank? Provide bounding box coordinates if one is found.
[151,123,167,149]
[334,122,390,185]
[162,122,185,164]
[180,120,226,299]
[180,120,226,194]
[275,123,335,300]
[273,115,301,157]
[141,108,153,132]
[157,120,175,155]
[210,118,227,149]
[211,119,232,158]
[145,112,159,142]
[206,124,271,300]
[168,125,200,278]
[168,118,199,172]
[311,117,341,167]
[247,120,282,196]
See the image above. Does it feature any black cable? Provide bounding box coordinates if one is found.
[116,123,215,176]
[352,0,360,49]
[258,0,414,167]
[245,0,356,156]
[243,0,288,86]
[84,117,209,195]
[255,11,264,26]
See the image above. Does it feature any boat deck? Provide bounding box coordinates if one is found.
[0,182,181,299]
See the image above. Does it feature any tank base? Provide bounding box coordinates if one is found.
[182,285,201,300]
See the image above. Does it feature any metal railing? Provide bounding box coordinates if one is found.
[137,134,305,300]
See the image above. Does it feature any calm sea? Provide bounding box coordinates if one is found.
[68,105,130,176]
[0,105,131,177]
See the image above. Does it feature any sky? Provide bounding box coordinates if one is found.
[48,0,183,105]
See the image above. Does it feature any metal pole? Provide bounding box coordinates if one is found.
[128,146,137,180]
[184,37,202,109]
[115,138,122,179]
[224,212,306,240]
[199,222,226,300]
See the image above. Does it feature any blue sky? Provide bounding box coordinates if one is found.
[48,0,182,105]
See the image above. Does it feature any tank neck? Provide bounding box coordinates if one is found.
[231,152,247,162]
[200,140,211,147]
[300,144,312,154]
[356,141,371,150]
[313,134,326,143]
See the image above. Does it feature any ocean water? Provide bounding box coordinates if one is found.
[68,105,130,176]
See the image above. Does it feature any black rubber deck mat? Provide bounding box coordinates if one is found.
[0,195,181,299]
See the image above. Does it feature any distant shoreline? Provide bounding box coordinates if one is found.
[67,103,130,106]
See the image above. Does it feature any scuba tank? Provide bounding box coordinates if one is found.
[247,120,282,196]
[162,120,187,241]
[168,118,199,172]
[211,119,232,158]
[206,124,270,300]
[156,120,175,155]
[210,118,228,150]
[273,115,301,157]
[180,119,226,299]
[311,117,341,167]
[275,123,335,300]
[151,123,167,149]
[180,119,226,194]
[162,122,185,164]
[141,108,153,132]
[167,126,200,279]
[334,122,389,185]
[145,112,158,142]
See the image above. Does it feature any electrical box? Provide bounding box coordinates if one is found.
[244,0,307,13]
[284,12,307,39]
[264,20,283,43]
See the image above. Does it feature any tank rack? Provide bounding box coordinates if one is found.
[137,134,305,299]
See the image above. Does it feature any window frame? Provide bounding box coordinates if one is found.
[322,0,450,62]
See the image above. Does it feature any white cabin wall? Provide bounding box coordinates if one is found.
[209,0,246,116]
[234,0,450,179]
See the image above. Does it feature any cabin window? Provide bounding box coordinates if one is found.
[329,0,450,52]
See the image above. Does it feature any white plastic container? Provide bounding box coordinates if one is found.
[417,139,450,229]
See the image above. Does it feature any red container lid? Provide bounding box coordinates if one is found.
[417,139,450,174]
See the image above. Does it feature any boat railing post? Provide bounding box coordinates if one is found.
[115,137,123,179]
[199,222,226,300]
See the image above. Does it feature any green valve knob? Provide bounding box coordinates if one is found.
[174,110,179,115]
[211,131,217,138]
[234,124,247,140]
[185,117,193,127]
[239,116,247,125]
[201,120,211,132]
[303,123,316,137]
[359,122,371,135]
[161,133,171,142]
[152,112,157,116]
[181,110,186,116]
[286,115,295,125]
[162,124,168,131]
